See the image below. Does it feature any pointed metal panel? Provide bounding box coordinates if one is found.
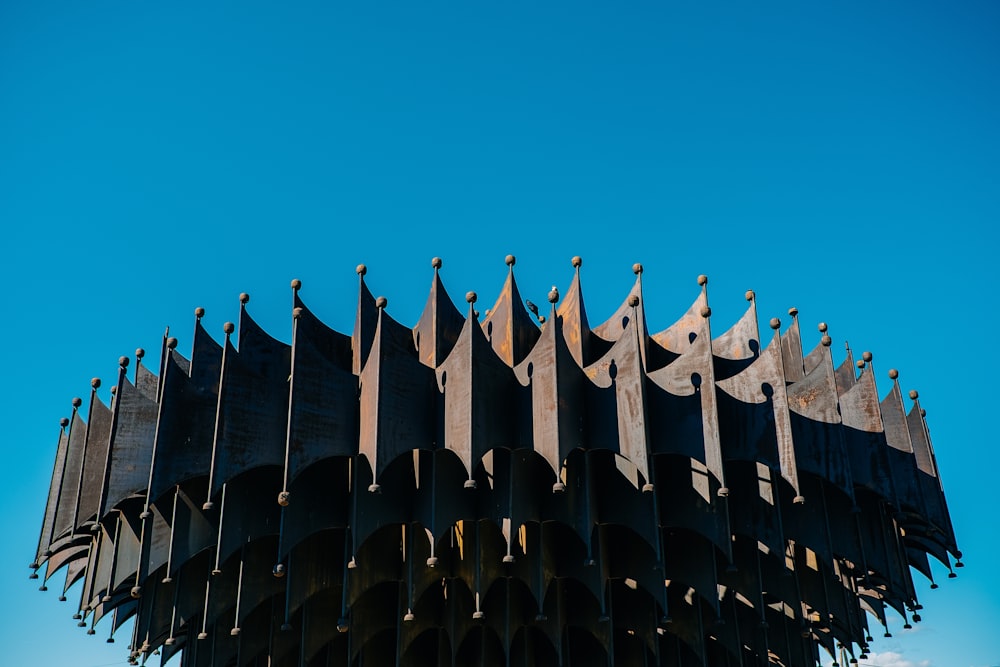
[51,410,86,548]
[35,423,69,567]
[352,268,379,376]
[148,350,219,504]
[481,261,540,368]
[358,305,437,483]
[438,301,518,480]
[514,301,585,481]
[711,292,760,380]
[413,260,465,369]
[78,393,113,530]
[646,286,725,488]
[208,306,290,499]
[285,293,357,485]
[716,327,802,500]
[906,402,958,554]
[786,338,855,500]
[780,310,805,383]
[101,376,158,516]
[583,312,651,484]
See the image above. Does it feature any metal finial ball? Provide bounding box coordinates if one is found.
[277,491,290,506]
[633,262,643,275]
[223,322,235,335]
[856,360,865,369]
[571,256,582,268]
[431,257,442,269]
[290,278,302,290]
[821,335,832,347]
[60,417,69,428]
[909,390,919,400]
[135,347,145,359]
[272,563,286,578]
[769,317,781,330]
[356,264,367,276]
[239,292,250,305]
[862,351,872,362]
[166,337,178,350]
[537,315,546,323]
[404,611,415,622]
[292,307,303,319]
[119,356,129,368]
[91,377,101,389]
[336,619,349,633]
[818,322,828,333]
[888,369,899,380]
[697,274,708,286]
[72,397,83,408]
[548,287,559,304]
[195,307,205,318]
[375,296,388,309]
[505,254,516,266]
[745,290,755,301]
[788,307,798,317]
[701,306,712,318]
[628,295,640,307]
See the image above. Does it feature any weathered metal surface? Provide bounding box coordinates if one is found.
[31,258,961,667]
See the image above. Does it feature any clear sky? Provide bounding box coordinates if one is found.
[2,2,998,665]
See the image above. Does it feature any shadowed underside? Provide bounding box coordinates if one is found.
[31,257,961,667]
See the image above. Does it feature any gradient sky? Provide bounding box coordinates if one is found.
[2,2,998,665]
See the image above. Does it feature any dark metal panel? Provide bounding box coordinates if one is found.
[285,293,357,484]
[102,376,158,516]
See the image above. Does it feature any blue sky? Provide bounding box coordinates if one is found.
[2,2,998,665]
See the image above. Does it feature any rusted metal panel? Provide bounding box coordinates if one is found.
[30,259,960,667]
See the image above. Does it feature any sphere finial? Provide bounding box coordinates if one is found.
[356,264,367,276]
[239,292,250,305]
[466,291,477,304]
[571,256,582,268]
[788,307,798,317]
[59,417,69,428]
[769,317,781,330]
[135,347,145,360]
[290,279,302,291]
[909,389,919,400]
[375,296,388,309]
[166,337,178,350]
[818,322,827,333]
[431,257,442,269]
[223,322,235,335]
[195,307,205,318]
[745,290,755,301]
[632,262,643,275]
[862,351,872,363]
[888,369,899,380]
[119,356,129,368]
[547,286,559,304]
[628,295,639,307]
[505,254,516,267]
[701,306,712,318]
[697,274,708,286]
[91,377,101,390]
[72,397,82,408]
